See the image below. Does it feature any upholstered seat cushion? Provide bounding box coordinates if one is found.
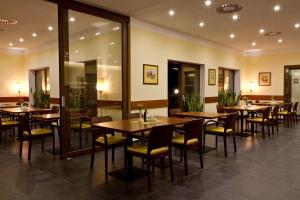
[23,128,53,136]
[127,144,169,155]
[96,134,127,145]
[278,111,288,115]
[247,117,267,122]
[172,135,198,145]
[51,121,60,126]
[70,123,91,129]
[1,118,11,122]
[2,120,19,126]
[205,126,233,134]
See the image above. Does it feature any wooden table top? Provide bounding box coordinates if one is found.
[174,112,228,119]
[0,107,50,114]
[224,105,268,111]
[32,113,60,120]
[252,102,285,106]
[92,116,192,134]
[0,103,20,108]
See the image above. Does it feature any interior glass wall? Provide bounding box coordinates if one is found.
[218,68,235,93]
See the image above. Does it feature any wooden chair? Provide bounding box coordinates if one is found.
[291,102,299,125]
[90,116,127,180]
[169,108,182,117]
[19,116,55,160]
[278,103,293,127]
[127,113,140,119]
[0,117,20,143]
[246,107,272,139]
[172,119,203,175]
[268,106,280,135]
[70,116,91,148]
[204,113,238,157]
[127,125,174,192]
[50,105,59,113]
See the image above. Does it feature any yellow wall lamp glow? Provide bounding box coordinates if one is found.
[96,79,109,94]
[248,81,256,95]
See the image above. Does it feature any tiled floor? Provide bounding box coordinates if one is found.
[1,122,300,200]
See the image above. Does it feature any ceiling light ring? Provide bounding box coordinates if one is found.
[0,17,18,25]
[216,4,243,14]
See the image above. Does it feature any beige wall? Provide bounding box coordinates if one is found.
[0,51,26,97]
[245,51,300,96]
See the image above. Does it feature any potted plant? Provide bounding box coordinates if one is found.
[183,94,204,112]
[33,90,50,108]
[217,90,241,111]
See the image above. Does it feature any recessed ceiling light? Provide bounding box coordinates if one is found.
[278,38,283,43]
[273,5,281,12]
[69,17,75,22]
[114,60,118,63]
[294,23,300,29]
[230,33,235,38]
[251,42,256,46]
[168,9,175,16]
[108,54,111,57]
[112,26,120,31]
[48,26,53,31]
[199,22,205,27]
[110,42,115,46]
[80,36,85,40]
[232,14,239,21]
[9,43,13,47]
[204,0,212,7]
[259,28,265,34]
[95,32,101,36]
[32,33,37,37]
[19,38,24,42]
[75,50,79,54]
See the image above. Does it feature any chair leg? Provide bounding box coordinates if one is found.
[169,151,174,182]
[180,149,183,162]
[105,148,108,180]
[215,135,218,148]
[276,120,279,134]
[28,139,32,161]
[151,159,155,176]
[183,148,188,175]
[0,129,2,144]
[147,158,152,192]
[90,141,95,169]
[262,124,265,139]
[52,134,55,159]
[233,135,237,153]
[267,124,270,137]
[41,137,44,152]
[271,122,274,135]
[203,133,206,153]
[124,145,127,172]
[79,130,82,148]
[223,135,227,157]
[198,142,204,168]
[112,147,115,162]
[19,138,23,157]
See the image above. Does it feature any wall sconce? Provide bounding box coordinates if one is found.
[96,78,108,115]
[248,81,255,95]
[16,82,23,102]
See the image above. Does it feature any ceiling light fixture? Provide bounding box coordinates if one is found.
[80,36,85,40]
[95,32,101,36]
[294,23,300,29]
[48,26,53,31]
[251,42,256,46]
[9,43,13,47]
[19,38,24,42]
[168,9,175,16]
[32,33,37,37]
[69,17,75,22]
[75,50,79,54]
[204,0,212,7]
[199,22,205,27]
[110,42,115,46]
[264,31,281,36]
[273,5,281,12]
[230,33,235,39]
[278,38,283,43]
[232,14,239,20]
[0,17,18,25]
[259,28,265,34]
[216,4,243,14]
[112,26,120,31]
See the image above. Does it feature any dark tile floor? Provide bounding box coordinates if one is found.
[1,122,300,200]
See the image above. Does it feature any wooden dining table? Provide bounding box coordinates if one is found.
[0,103,20,108]
[252,101,285,107]
[92,116,192,180]
[173,111,228,119]
[0,107,50,116]
[224,105,268,136]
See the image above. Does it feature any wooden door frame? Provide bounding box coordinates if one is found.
[284,65,300,103]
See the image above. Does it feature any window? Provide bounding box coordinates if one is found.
[218,68,235,93]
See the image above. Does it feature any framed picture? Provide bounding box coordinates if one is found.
[143,64,158,85]
[208,69,216,85]
[258,72,271,86]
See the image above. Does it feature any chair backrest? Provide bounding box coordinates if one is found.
[147,125,173,154]
[272,106,280,118]
[282,103,293,112]
[216,105,225,113]
[293,102,299,113]
[127,113,140,119]
[91,116,112,124]
[50,105,59,113]
[169,108,182,117]
[262,107,272,119]
[224,112,239,131]
[91,116,113,138]
[19,116,31,135]
[184,119,203,142]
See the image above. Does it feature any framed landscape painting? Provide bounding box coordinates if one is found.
[143,64,158,85]
[208,69,216,85]
[259,72,271,86]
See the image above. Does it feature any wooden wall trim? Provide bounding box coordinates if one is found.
[205,97,218,103]
[97,100,122,107]
[0,96,29,102]
[242,95,284,101]
[131,99,168,110]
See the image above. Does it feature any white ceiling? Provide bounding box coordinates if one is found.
[1,0,300,53]
[79,0,300,52]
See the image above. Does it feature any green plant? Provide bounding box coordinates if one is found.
[33,90,50,108]
[218,90,241,106]
[184,94,204,112]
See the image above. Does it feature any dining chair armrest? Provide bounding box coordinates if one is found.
[174,128,185,135]
[204,120,219,128]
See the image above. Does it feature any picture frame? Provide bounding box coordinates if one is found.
[208,69,216,85]
[143,64,158,85]
[258,72,271,86]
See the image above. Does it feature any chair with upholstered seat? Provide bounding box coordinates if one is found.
[268,106,280,135]
[70,116,92,148]
[172,119,203,175]
[246,107,271,139]
[204,112,238,157]
[0,117,20,143]
[278,103,293,127]
[90,116,128,180]
[127,125,174,192]
[291,102,298,125]
[19,116,55,160]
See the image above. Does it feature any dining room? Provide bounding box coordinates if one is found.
[0,0,300,199]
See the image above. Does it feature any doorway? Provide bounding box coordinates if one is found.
[168,60,203,114]
[29,67,50,106]
[284,65,300,114]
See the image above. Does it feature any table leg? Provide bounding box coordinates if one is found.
[240,111,244,135]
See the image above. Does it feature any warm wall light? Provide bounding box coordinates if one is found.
[16,82,23,102]
[248,81,255,95]
[174,88,179,94]
[96,78,108,94]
